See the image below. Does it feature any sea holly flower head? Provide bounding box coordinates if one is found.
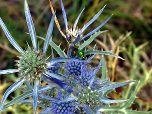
[77,67,94,87]
[16,47,47,82]
[66,25,83,44]
[73,79,135,113]
[65,61,82,77]
[0,0,56,113]
[52,99,76,114]
[64,55,94,86]
[39,88,77,114]
[50,0,112,45]
[62,57,135,113]
[60,0,112,44]
[78,87,101,109]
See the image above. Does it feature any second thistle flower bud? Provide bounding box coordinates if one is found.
[16,47,47,81]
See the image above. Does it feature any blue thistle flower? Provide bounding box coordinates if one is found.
[53,100,76,114]
[39,88,77,114]
[64,55,95,87]
[78,67,94,87]
[60,0,112,45]
[0,0,55,113]
[74,79,135,113]
[65,61,82,77]
[65,57,134,113]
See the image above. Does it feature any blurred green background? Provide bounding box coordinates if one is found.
[0,0,152,113]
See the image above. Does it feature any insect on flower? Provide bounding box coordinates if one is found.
[70,45,85,60]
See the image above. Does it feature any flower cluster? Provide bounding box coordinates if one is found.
[0,0,137,114]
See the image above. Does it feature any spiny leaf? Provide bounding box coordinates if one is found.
[47,57,85,67]
[44,72,65,81]
[84,50,124,60]
[121,81,139,109]
[98,106,151,114]
[101,55,107,80]
[98,81,134,92]
[79,30,108,50]
[37,35,66,57]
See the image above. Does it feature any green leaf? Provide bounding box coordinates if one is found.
[98,106,123,113]
[79,30,107,50]
[137,61,152,92]
[102,89,115,98]
[84,50,124,60]
[124,110,151,114]
[121,81,139,109]
[101,55,107,80]
[36,35,66,57]
[98,106,151,114]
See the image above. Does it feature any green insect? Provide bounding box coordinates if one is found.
[70,46,85,60]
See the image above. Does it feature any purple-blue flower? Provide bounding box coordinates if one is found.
[64,55,95,87]
[63,57,135,113]
[39,88,77,114]
[60,0,112,44]
[0,0,55,113]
